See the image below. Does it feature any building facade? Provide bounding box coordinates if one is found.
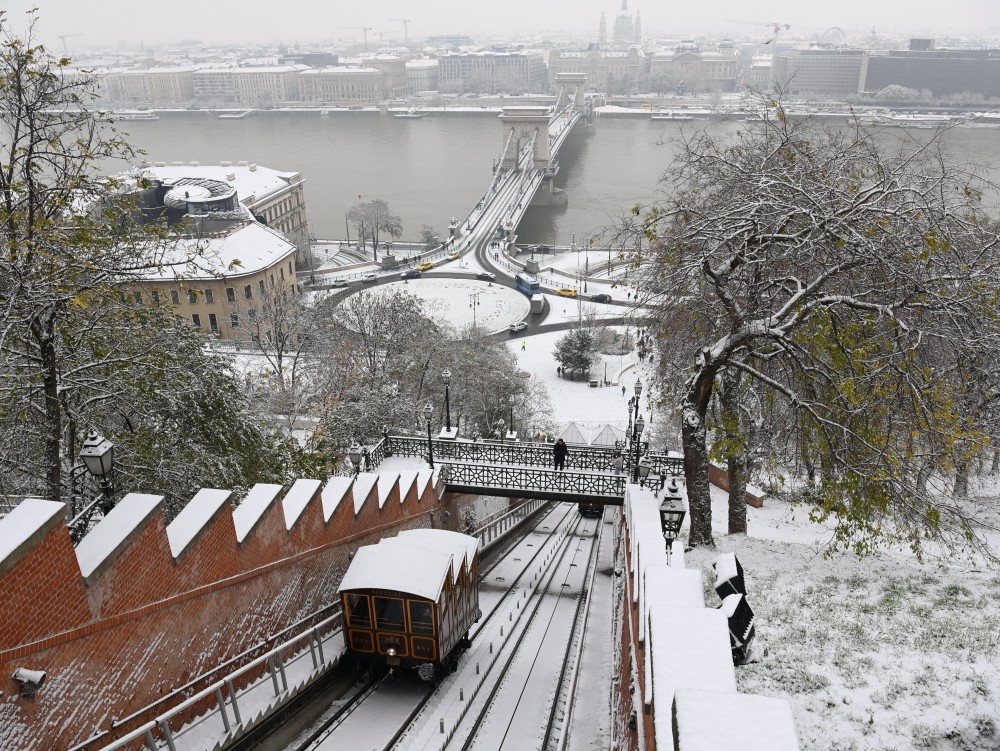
[438,51,548,94]
[770,49,866,97]
[862,48,1000,98]
[548,46,645,92]
[648,40,739,92]
[297,67,386,104]
[144,67,196,103]
[406,59,439,93]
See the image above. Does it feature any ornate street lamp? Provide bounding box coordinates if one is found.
[658,479,687,558]
[637,456,653,486]
[79,431,115,513]
[424,403,435,468]
[348,441,364,475]
[497,417,506,444]
[442,369,453,435]
[631,414,645,483]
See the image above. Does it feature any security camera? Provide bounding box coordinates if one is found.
[12,668,46,698]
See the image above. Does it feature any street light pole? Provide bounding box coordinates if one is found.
[424,403,435,468]
[630,379,644,482]
[443,369,452,432]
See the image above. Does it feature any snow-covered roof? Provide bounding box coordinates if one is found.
[338,538,452,601]
[139,163,299,207]
[558,421,590,445]
[673,690,800,750]
[299,66,381,75]
[143,221,296,281]
[396,529,479,580]
[589,423,625,447]
[406,59,439,68]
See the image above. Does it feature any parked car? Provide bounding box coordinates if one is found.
[591,293,612,303]
[361,272,378,283]
[417,262,435,272]
[331,278,350,288]
[401,269,422,279]
[509,321,528,333]
[477,271,496,281]
[556,288,578,298]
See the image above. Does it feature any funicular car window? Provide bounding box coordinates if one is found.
[374,596,405,632]
[408,600,435,635]
[346,594,372,628]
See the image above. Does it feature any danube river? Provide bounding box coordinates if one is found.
[109,111,1000,244]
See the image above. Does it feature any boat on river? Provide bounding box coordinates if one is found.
[650,111,694,121]
[395,107,426,119]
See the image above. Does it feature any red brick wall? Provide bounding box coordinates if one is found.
[707,464,764,508]
[0,476,463,751]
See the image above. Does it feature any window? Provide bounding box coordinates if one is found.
[259,280,266,295]
[408,600,435,635]
[151,290,160,304]
[346,594,372,628]
[289,261,293,274]
[270,275,275,287]
[248,308,257,322]
[244,284,252,300]
[133,291,142,304]
[374,596,405,632]
[187,289,198,304]
[279,267,284,280]
[208,313,219,334]
[230,312,240,329]
[170,290,180,305]
[192,314,201,328]
[226,287,236,303]
[204,289,214,304]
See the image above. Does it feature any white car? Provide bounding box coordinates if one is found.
[331,278,349,288]
[361,273,378,283]
[509,321,528,333]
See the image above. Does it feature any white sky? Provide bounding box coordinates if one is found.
[6,0,997,49]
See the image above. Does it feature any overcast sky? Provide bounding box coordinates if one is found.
[6,0,997,49]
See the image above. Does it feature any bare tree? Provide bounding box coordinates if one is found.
[632,110,1000,556]
[347,199,402,263]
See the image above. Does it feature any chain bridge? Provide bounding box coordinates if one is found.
[448,72,593,255]
[355,432,683,505]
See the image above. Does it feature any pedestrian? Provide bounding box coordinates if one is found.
[622,385,626,397]
[495,252,499,261]
[521,341,526,351]
[557,366,562,377]
[611,452,624,475]
[553,438,568,471]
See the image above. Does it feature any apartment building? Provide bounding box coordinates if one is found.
[770,49,867,97]
[145,67,196,103]
[297,66,386,104]
[406,59,440,93]
[438,51,548,94]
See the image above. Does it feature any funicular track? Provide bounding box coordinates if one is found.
[291,503,581,751]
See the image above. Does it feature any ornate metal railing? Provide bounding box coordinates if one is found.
[440,461,627,503]
[385,434,623,471]
[382,434,684,477]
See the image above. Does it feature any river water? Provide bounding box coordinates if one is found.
[109,111,1000,244]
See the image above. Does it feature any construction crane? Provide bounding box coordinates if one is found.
[58,33,83,56]
[727,20,790,45]
[343,26,373,52]
[390,18,412,45]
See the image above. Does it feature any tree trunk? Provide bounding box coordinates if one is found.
[954,460,969,498]
[33,312,62,503]
[991,449,999,475]
[719,368,748,535]
[681,403,715,549]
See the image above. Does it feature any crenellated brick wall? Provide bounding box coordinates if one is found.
[0,469,464,751]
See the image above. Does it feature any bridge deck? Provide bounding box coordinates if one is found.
[440,459,627,504]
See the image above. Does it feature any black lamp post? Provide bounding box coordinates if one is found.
[629,379,644,482]
[442,369,452,432]
[658,479,687,557]
[79,431,115,513]
[497,418,506,444]
[631,414,645,482]
[424,403,435,468]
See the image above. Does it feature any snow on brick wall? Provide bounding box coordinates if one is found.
[0,473,462,751]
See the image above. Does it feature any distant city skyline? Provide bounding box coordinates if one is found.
[5,0,998,50]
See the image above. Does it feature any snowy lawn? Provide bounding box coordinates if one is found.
[684,481,1000,751]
